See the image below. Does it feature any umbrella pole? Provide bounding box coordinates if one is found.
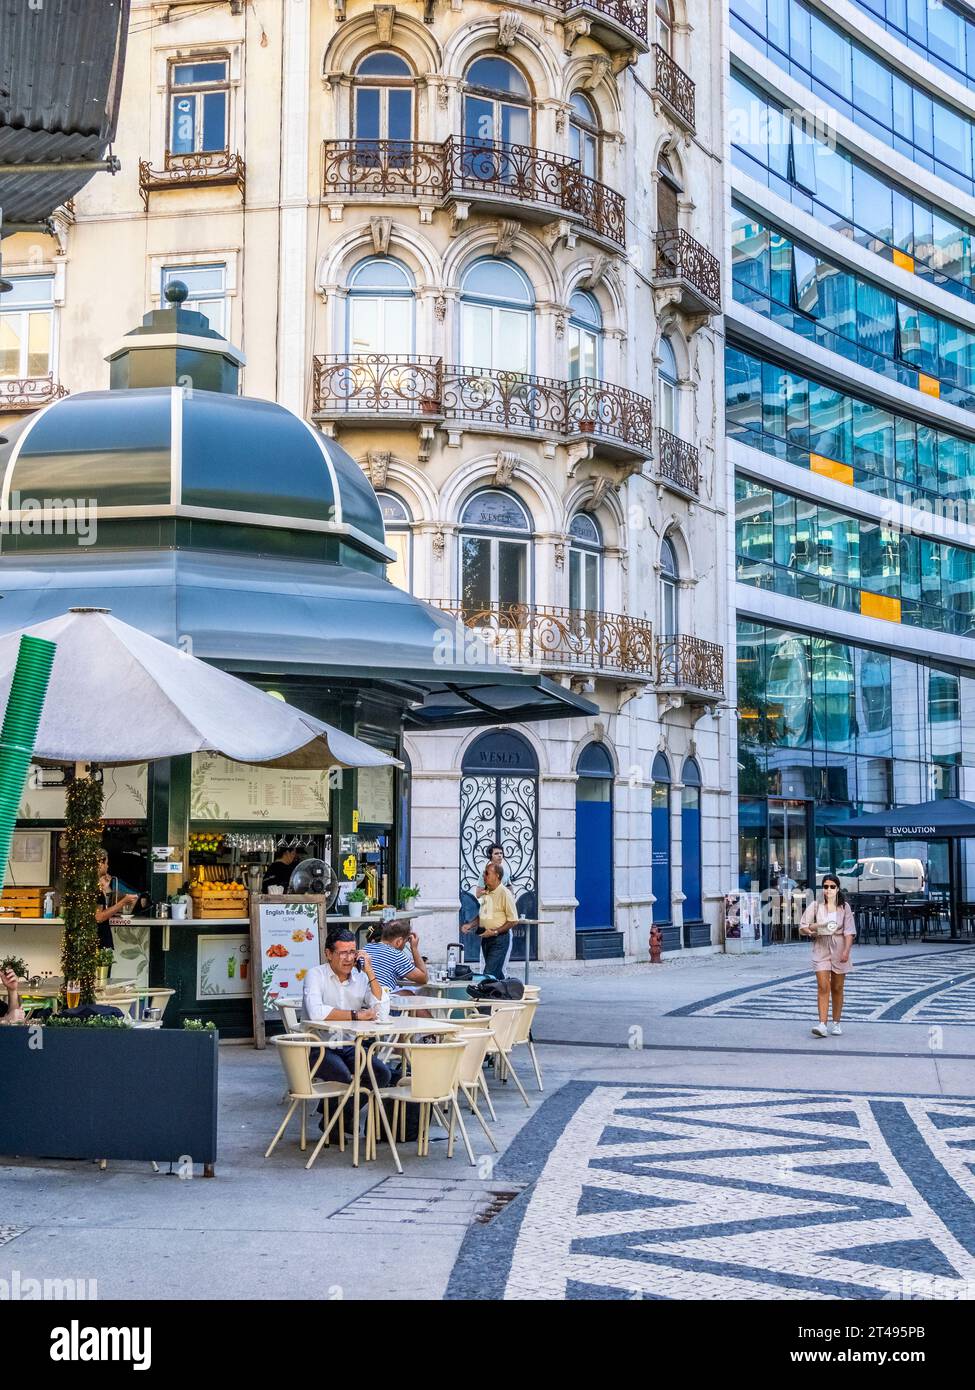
[0,636,57,892]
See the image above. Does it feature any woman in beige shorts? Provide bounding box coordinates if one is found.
[798,874,855,1038]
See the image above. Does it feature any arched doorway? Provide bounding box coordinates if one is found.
[651,752,673,935]
[575,742,614,933]
[459,729,538,962]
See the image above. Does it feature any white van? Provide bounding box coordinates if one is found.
[836,857,927,895]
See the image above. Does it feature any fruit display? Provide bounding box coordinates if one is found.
[189,831,225,854]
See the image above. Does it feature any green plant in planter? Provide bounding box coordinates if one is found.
[60,773,103,1006]
[45,1013,131,1029]
[0,954,28,979]
[95,948,114,970]
[182,1018,217,1031]
[397,884,420,909]
[347,888,367,903]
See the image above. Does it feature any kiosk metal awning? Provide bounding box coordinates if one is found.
[0,548,599,729]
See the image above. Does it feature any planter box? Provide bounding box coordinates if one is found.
[0,1027,219,1168]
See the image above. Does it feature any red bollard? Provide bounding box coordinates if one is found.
[649,924,663,964]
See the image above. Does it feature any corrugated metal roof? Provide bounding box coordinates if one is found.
[0,0,129,224]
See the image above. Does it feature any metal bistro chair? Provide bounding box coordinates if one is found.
[265,1034,351,1166]
[365,1039,471,1172]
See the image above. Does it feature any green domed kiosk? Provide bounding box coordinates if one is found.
[0,285,594,1030]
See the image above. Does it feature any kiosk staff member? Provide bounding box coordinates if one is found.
[263,844,306,892]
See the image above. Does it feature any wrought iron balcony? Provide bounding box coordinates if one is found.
[435,600,655,678]
[559,0,650,52]
[312,355,653,459]
[653,229,721,315]
[652,45,695,131]
[322,138,626,249]
[656,634,724,696]
[139,150,245,210]
[0,377,69,411]
[657,428,700,495]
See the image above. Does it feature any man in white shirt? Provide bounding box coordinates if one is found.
[301,929,395,1117]
[474,843,509,898]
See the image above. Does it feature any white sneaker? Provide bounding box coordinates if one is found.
[829,1022,843,1036]
[811,1022,828,1038]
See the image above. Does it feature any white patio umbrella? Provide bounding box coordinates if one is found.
[0,608,398,770]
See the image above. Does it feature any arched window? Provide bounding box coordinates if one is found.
[656,0,674,54]
[658,335,679,434]
[651,752,672,926]
[657,152,680,232]
[378,491,412,592]
[460,258,534,374]
[569,512,602,613]
[460,489,532,611]
[346,257,415,357]
[569,91,600,179]
[660,536,679,636]
[681,757,702,922]
[353,51,414,143]
[568,290,602,381]
[463,56,531,148]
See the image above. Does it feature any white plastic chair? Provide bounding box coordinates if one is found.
[510,996,543,1090]
[365,1040,470,1173]
[265,1034,352,1168]
[272,997,304,1034]
[454,1029,498,1151]
[483,1003,531,1107]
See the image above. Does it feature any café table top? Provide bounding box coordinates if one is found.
[389,994,488,1012]
[301,1017,459,1036]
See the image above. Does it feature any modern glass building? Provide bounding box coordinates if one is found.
[727,0,975,900]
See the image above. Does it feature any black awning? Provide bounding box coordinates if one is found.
[402,674,598,729]
[0,0,129,224]
[826,799,975,840]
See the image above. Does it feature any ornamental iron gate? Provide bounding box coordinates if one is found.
[459,731,539,963]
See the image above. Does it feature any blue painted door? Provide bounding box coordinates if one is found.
[575,796,612,928]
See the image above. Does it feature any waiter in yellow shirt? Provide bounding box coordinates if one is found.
[461,861,519,979]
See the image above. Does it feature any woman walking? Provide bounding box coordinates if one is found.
[799,875,855,1038]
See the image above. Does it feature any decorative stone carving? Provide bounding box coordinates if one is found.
[563,17,590,50]
[497,10,523,48]
[554,541,566,569]
[583,253,612,290]
[494,218,519,256]
[566,440,593,476]
[582,56,614,91]
[554,105,568,134]
[432,527,446,556]
[373,5,396,44]
[437,82,450,111]
[418,425,435,463]
[583,476,613,512]
[369,216,392,255]
[494,450,518,485]
[450,201,470,236]
[366,450,391,490]
[554,311,567,339]
[434,293,447,322]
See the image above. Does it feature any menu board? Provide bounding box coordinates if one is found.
[250,896,327,1044]
[18,765,149,821]
[356,765,395,825]
[191,754,331,823]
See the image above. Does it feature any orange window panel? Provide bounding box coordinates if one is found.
[810,452,854,485]
[892,248,915,273]
[918,373,941,398]
[860,591,901,623]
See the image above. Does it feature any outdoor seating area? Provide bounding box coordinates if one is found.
[264,991,543,1176]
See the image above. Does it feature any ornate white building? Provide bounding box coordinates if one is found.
[0,0,730,961]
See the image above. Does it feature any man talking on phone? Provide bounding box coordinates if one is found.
[301,929,396,1123]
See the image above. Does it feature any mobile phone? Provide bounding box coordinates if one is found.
[355,952,367,971]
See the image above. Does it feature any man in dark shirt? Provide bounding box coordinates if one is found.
[262,845,306,892]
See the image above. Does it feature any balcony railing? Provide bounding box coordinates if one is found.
[654,229,721,313]
[436,600,655,677]
[656,634,724,695]
[558,0,649,50]
[322,138,626,249]
[139,150,245,210]
[312,355,653,455]
[657,428,700,495]
[0,377,69,411]
[653,45,696,131]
